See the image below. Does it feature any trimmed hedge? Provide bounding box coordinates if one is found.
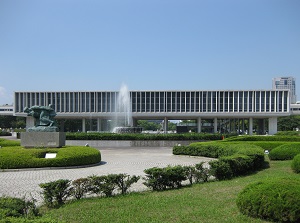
[173,142,265,180]
[0,146,101,169]
[292,154,300,173]
[66,132,224,141]
[143,166,187,191]
[0,131,11,136]
[236,178,300,222]
[269,143,300,160]
[275,131,300,136]
[224,135,300,142]
[0,138,20,147]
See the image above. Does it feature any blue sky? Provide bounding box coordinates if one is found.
[1,0,299,105]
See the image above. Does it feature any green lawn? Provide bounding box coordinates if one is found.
[40,159,299,223]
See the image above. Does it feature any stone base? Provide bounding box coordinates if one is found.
[28,126,58,132]
[21,132,66,148]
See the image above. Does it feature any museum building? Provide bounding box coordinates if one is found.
[13,89,291,135]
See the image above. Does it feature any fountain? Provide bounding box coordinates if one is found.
[112,84,142,133]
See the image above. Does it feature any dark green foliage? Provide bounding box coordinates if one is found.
[0,138,20,147]
[0,146,101,169]
[277,115,300,131]
[0,197,26,218]
[209,160,233,180]
[182,166,196,185]
[174,142,265,180]
[143,166,187,191]
[220,155,252,176]
[66,132,223,141]
[0,196,38,219]
[194,162,210,183]
[269,143,300,160]
[275,131,300,136]
[243,141,286,150]
[71,178,90,200]
[87,174,140,196]
[112,174,140,195]
[174,142,239,158]
[87,175,117,197]
[39,179,72,207]
[224,135,300,142]
[236,178,300,222]
[291,154,300,173]
[0,131,11,136]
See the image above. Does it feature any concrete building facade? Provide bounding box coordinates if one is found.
[13,89,291,135]
[272,76,297,104]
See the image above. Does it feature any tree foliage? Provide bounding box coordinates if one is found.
[278,115,300,131]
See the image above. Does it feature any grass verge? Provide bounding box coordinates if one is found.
[40,159,299,223]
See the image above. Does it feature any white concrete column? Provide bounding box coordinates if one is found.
[249,117,253,135]
[26,117,35,130]
[164,117,168,133]
[197,117,202,133]
[82,118,86,132]
[97,118,101,132]
[214,117,218,133]
[268,117,278,135]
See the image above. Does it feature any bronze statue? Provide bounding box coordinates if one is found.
[24,104,58,132]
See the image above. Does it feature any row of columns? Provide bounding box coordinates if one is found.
[25,116,278,135]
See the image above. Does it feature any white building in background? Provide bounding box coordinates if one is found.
[13,89,291,135]
[272,77,297,104]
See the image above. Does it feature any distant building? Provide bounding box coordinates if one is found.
[272,77,297,104]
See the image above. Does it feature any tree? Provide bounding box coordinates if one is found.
[0,116,26,129]
[278,115,300,131]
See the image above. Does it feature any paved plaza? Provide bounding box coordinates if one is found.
[0,145,214,204]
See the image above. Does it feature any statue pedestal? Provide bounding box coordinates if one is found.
[21,132,66,148]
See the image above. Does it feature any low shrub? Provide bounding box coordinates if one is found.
[236,178,300,222]
[39,179,72,207]
[66,132,223,141]
[209,160,233,180]
[291,154,300,173]
[0,196,38,219]
[0,131,11,136]
[174,142,265,180]
[0,138,20,147]
[269,143,300,160]
[243,141,286,151]
[0,146,101,169]
[143,166,187,191]
[275,131,300,136]
[87,175,118,197]
[87,173,140,197]
[0,197,26,218]
[71,178,90,200]
[112,174,140,195]
[224,135,300,142]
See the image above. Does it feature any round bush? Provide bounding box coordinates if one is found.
[0,146,101,169]
[236,178,300,222]
[291,154,300,173]
[269,143,300,160]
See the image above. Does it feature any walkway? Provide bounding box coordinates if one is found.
[0,145,213,204]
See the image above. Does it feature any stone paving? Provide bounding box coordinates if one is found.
[0,145,214,204]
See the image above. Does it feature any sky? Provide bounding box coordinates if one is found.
[1,0,300,105]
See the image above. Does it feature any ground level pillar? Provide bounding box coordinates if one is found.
[268,117,278,135]
[214,118,218,133]
[163,117,168,133]
[249,117,253,135]
[197,117,202,133]
[82,118,86,132]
